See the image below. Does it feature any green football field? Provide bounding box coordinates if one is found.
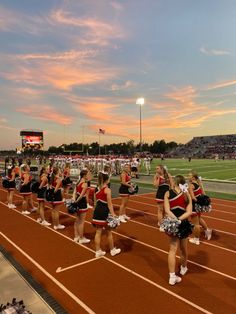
[142,158,236,182]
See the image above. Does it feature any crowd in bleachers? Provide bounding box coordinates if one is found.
[172,134,236,159]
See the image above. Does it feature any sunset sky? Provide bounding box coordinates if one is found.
[0,0,236,149]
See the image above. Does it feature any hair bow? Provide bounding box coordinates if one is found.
[179,183,188,193]
[163,165,168,171]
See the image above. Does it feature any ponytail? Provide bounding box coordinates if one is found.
[98,172,109,189]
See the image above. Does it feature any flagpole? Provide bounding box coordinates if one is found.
[99,132,101,155]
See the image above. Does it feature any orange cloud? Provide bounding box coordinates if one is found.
[51,9,126,46]
[16,105,73,125]
[206,79,236,90]
[3,62,121,90]
[14,49,98,62]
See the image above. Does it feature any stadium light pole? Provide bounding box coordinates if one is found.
[136,98,145,152]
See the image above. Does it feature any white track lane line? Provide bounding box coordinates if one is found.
[128,198,236,216]
[0,201,213,314]
[56,257,100,273]
[0,230,95,314]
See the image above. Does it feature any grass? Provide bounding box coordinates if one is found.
[140,158,236,182]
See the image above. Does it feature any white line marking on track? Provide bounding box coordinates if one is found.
[1,193,235,279]
[0,230,96,314]
[56,257,100,273]
[201,241,236,253]
[0,200,214,313]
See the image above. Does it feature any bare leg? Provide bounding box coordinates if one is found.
[157,204,164,225]
[107,229,114,250]
[168,237,178,273]
[95,228,103,251]
[179,238,188,267]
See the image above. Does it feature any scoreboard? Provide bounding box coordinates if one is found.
[20,130,44,151]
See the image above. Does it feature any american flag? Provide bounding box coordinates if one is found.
[99,128,105,134]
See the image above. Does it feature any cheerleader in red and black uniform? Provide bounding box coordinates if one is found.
[49,167,65,230]
[6,165,16,208]
[37,167,51,226]
[92,172,121,258]
[72,169,90,244]
[164,175,192,285]
[62,163,72,200]
[153,165,173,227]
[188,171,212,245]
[118,164,132,223]
[19,164,36,215]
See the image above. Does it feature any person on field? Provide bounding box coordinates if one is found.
[153,165,173,228]
[118,164,132,223]
[188,171,212,245]
[92,172,121,258]
[164,175,192,285]
[73,169,91,244]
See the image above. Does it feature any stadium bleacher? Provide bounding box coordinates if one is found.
[172,134,236,158]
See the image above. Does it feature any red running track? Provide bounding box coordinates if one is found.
[0,188,235,313]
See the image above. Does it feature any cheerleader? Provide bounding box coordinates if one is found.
[164,175,192,285]
[37,167,51,226]
[19,164,36,215]
[118,164,132,223]
[92,172,121,258]
[5,165,16,208]
[85,166,93,209]
[62,163,72,200]
[49,167,65,230]
[188,171,212,245]
[153,165,173,227]
[73,170,90,244]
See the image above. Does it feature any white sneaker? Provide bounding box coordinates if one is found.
[79,237,91,244]
[54,224,65,230]
[22,210,31,215]
[73,236,80,242]
[169,275,182,285]
[41,220,51,226]
[189,237,200,245]
[205,229,212,240]
[87,204,93,209]
[95,250,106,258]
[119,215,127,223]
[37,218,42,223]
[8,204,16,209]
[110,247,121,256]
[180,266,188,276]
[123,214,131,220]
[30,207,37,213]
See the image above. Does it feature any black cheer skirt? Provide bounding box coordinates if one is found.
[37,187,47,200]
[171,207,193,239]
[119,184,129,196]
[75,196,88,213]
[156,184,169,202]
[7,180,16,190]
[20,182,32,195]
[92,202,109,227]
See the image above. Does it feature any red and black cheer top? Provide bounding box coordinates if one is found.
[192,182,203,198]
[95,186,107,204]
[169,190,187,212]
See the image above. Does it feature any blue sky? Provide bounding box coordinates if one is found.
[0,0,236,149]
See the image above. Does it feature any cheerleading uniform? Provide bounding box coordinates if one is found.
[6,172,16,191]
[191,182,203,216]
[50,178,63,205]
[37,174,48,201]
[119,172,131,196]
[19,173,32,195]
[62,168,72,187]
[156,176,170,203]
[75,181,88,213]
[92,186,109,227]
[168,189,192,239]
